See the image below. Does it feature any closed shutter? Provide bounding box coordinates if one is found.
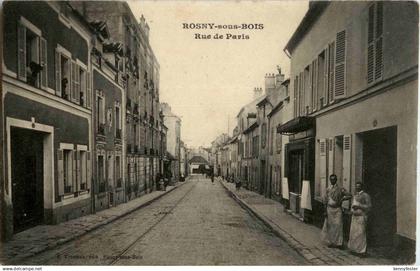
[368,3,384,84]
[40,37,48,89]
[312,59,318,112]
[55,50,61,96]
[71,150,76,192]
[328,42,335,103]
[57,149,64,197]
[307,64,312,114]
[319,139,327,199]
[327,137,334,180]
[334,30,346,99]
[86,72,92,108]
[71,61,77,102]
[323,47,329,106]
[17,24,27,81]
[342,135,352,209]
[76,151,81,191]
[293,76,298,117]
[86,151,91,191]
[75,65,80,104]
[375,2,384,81]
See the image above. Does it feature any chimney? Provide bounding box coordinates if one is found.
[253,87,263,100]
[265,73,276,96]
[275,65,285,86]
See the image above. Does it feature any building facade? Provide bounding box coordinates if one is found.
[281,1,417,251]
[2,1,94,239]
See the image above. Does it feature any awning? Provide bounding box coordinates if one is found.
[277,116,315,134]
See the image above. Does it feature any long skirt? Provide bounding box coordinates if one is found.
[348,215,367,254]
[321,206,343,246]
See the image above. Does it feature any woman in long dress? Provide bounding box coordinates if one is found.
[348,182,371,256]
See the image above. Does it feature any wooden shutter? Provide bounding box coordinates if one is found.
[55,50,61,96]
[86,151,91,191]
[293,76,298,118]
[342,135,352,209]
[71,150,76,192]
[75,65,80,104]
[328,42,335,103]
[307,65,312,114]
[327,137,334,180]
[17,24,27,81]
[319,139,327,199]
[71,61,77,102]
[40,37,48,89]
[312,59,318,112]
[323,47,329,106]
[334,30,346,99]
[374,2,383,80]
[76,151,81,191]
[86,72,92,108]
[57,149,64,197]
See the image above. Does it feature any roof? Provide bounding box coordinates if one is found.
[236,95,266,118]
[267,101,284,118]
[189,156,209,165]
[243,121,259,135]
[284,2,329,56]
[256,96,270,107]
[277,116,315,134]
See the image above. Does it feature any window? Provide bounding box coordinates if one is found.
[79,67,87,106]
[98,155,105,193]
[317,51,326,108]
[270,127,274,155]
[116,156,122,188]
[17,18,47,89]
[115,102,121,139]
[79,150,88,191]
[63,149,73,194]
[96,91,105,135]
[261,123,267,148]
[367,2,383,84]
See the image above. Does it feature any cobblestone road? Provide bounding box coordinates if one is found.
[17,176,307,265]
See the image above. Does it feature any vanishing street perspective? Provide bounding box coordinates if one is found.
[0,0,418,266]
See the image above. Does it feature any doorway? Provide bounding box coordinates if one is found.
[11,127,45,233]
[362,126,397,247]
[289,150,304,194]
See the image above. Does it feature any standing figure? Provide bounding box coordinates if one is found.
[235,176,242,191]
[321,174,351,248]
[348,182,371,256]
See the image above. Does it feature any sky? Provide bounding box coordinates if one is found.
[128,0,308,148]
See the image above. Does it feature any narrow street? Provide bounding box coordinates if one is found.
[17,177,307,265]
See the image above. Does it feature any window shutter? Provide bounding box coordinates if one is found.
[319,139,327,199]
[86,151,91,191]
[334,30,346,99]
[76,151,81,191]
[71,61,77,102]
[55,50,61,96]
[307,65,312,114]
[342,135,352,209]
[71,150,76,192]
[40,37,48,89]
[375,2,383,38]
[57,149,64,197]
[86,72,92,108]
[327,137,334,180]
[323,47,329,106]
[374,37,383,80]
[17,24,27,81]
[293,76,298,118]
[75,65,80,104]
[312,59,318,112]
[328,42,335,103]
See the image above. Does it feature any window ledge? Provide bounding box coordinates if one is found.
[63,193,74,200]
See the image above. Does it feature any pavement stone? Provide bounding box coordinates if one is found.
[0,181,186,264]
[219,178,395,265]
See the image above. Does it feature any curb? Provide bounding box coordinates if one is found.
[7,181,187,264]
[219,180,326,265]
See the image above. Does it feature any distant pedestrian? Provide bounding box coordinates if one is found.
[348,182,371,256]
[235,177,241,191]
[321,174,351,248]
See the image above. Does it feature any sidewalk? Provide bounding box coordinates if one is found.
[219,178,393,265]
[0,181,186,264]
